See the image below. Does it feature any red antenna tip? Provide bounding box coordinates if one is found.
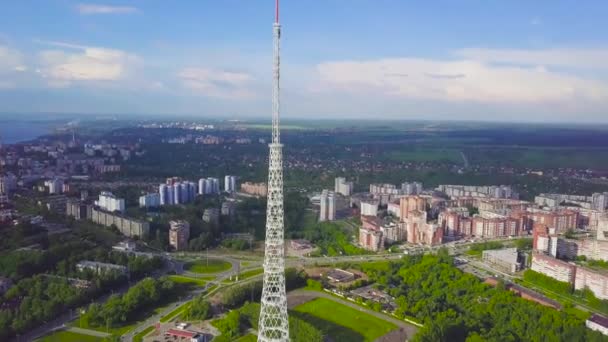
[275,0,279,23]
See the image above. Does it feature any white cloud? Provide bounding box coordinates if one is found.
[77,3,138,15]
[455,47,608,69]
[37,41,138,84]
[0,45,26,74]
[178,67,255,98]
[313,48,608,105]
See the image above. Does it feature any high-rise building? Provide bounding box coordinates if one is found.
[202,208,220,225]
[198,178,206,195]
[400,196,426,220]
[319,190,336,222]
[159,184,170,205]
[221,201,236,217]
[360,200,379,217]
[187,181,197,201]
[139,193,160,208]
[172,183,181,205]
[224,175,237,193]
[592,193,608,211]
[169,220,190,251]
[258,1,290,339]
[180,183,189,203]
[95,191,125,213]
[401,181,423,195]
[334,177,353,196]
[0,173,17,195]
[44,178,64,194]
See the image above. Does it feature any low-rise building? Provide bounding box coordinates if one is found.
[240,182,267,197]
[326,269,356,283]
[587,314,608,336]
[482,248,522,273]
[76,261,127,275]
[91,207,149,238]
[290,239,313,250]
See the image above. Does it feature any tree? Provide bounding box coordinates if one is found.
[185,296,211,320]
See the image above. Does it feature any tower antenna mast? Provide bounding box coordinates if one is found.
[258,0,290,341]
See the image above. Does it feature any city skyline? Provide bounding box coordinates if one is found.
[0,1,607,122]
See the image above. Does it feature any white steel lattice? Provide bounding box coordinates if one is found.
[258,1,289,341]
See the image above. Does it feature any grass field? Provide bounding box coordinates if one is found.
[71,320,136,337]
[133,326,155,342]
[239,268,263,279]
[168,275,207,287]
[185,259,232,274]
[160,302,191,323]
[36,330,104,342]
[235,334,257,342]
[293,298,397,342]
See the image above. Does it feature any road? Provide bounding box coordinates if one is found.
[24,236,525,341]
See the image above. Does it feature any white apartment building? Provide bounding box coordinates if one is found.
[319,190,336,222]
[334,177,353,196]
[95,191,125,213]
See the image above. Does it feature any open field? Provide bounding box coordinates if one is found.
[36,330,104,342]
[185,259,232,274]
[235,334,257,342]
[293,297,397,342]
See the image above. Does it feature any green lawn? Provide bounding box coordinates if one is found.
[71,320,137,337]
[239,268,263,279]
[36,330,104,342]
[293,298,397,342]
[160,302,191,323]
[235,334,258,342]
[133,326,155,342]
[185,259,232,274]
[168,275,207,287]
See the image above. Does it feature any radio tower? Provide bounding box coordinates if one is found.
[258,0,289,341]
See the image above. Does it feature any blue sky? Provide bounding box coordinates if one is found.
[0,1,607,122]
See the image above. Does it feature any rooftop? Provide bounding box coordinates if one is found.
[589,314,608,328]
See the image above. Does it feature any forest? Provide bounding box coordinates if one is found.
[81,277,175,329]
[367,253,608,342]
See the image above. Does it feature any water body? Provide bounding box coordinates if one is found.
[0,121,54,144]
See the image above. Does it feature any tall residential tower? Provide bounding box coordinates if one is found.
[258,0,290,341]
